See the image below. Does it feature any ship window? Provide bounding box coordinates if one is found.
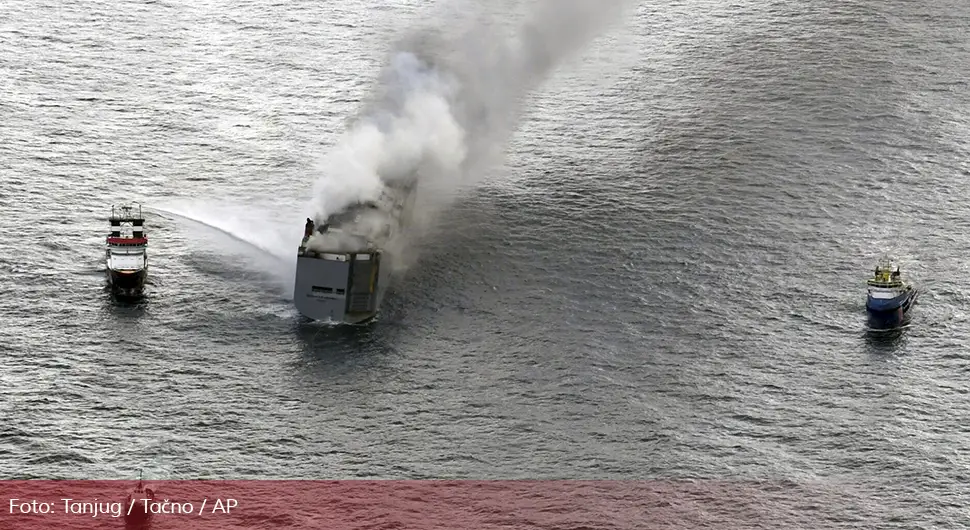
[336,289,345,295]
[311,286,333,294]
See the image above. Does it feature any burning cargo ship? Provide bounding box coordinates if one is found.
[294,181,416,324]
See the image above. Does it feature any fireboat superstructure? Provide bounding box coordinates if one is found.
[106,204,148,297]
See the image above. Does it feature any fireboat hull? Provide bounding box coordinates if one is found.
[108,268,147,297]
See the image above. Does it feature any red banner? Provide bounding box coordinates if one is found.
[0,479,859,529]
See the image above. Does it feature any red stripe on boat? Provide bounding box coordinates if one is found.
[107,237,148,245]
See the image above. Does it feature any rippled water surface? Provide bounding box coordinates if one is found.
[2,0,970,527]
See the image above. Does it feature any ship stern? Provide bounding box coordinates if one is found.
[294,251,384,324]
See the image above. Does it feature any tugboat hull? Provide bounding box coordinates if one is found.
[866,289,918,329]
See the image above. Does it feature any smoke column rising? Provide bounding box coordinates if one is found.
[309,0,636,238]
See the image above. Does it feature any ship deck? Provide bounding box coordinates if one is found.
[108,253,145,271]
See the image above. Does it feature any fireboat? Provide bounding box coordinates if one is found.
[106,204,148,298]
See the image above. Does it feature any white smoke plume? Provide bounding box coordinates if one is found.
[309,0,636,242]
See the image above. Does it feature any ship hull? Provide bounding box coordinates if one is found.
[108,268,147,298]
[123,492,156,528]
[123,501,152,527]
[866,288,918,329]
[294,252,390,324]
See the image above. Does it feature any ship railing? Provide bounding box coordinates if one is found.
[867,279,903,288]
[109,244,146,253]
[109,203,144,221]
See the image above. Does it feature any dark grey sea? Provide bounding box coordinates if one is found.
[1,1,969,527]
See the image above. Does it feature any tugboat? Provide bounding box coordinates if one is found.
[123,471,156,528]
[866,260,918,329]
[106,204,148,298]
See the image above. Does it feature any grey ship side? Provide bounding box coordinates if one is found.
[293,181,416,324]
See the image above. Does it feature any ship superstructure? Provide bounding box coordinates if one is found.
[106,204,148,297]
[294,181,416,323]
